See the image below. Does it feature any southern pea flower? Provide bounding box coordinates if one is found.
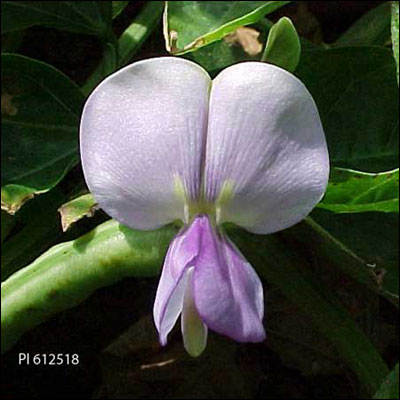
[80,57,329,357]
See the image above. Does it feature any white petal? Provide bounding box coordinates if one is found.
[80,57,211,230]
[204,62,329,234]
[157,267,190,346]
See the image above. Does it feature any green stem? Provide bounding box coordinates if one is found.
[1,220,177,354]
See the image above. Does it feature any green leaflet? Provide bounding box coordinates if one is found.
[1,54,84,214]
[261,16,301,72]
[58,193,97,232]
[319,168,399,213]
[165,1,290,54]
[1,185,37,215]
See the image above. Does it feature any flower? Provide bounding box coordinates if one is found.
[80,57,329,357]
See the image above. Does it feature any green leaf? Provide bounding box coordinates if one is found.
[1,1,113,41]
[227,227,389,394]
[261,16,301,72]
[309,210,399,302]
[1,220,178,354]
[318,168,399,213]
[373,363,399,399]
[165,1,290,54]
[112,1,129,19]
[1,54,84,213]
[82,1,163,95]
[297,46,399,172]
[58,193,98,232]
[1,185,36,215]
[335,2,392,46]
[392,1,399,83]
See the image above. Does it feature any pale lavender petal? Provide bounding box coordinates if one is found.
[193,216,265,342]
[204,62,329,234]
[153,218,202,345]
[80,57,211,230]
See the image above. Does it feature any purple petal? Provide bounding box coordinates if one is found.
[204,62,329,234]
[153,218,202,345]
[80,57,211,230]
[193,216,266,342]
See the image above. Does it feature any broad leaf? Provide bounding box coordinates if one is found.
[1,54,84,213]
[1,1,113,41]
[335,2,392,46]
[297,46,399,172]
[58,193,97,232]
[165,1,290,54]
[318,168,399,213]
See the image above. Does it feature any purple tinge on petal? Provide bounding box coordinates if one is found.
[153,218,202,345]
[193,216,266,342]
[154,214,265,346]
